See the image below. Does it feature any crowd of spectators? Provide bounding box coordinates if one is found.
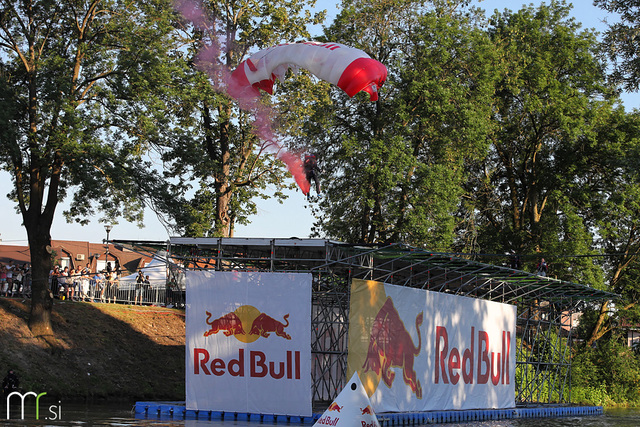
[46,261,151,304]
[0,261,32,298]
[1,260,178,307]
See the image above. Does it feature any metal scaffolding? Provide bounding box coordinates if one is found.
[118,237,615,407]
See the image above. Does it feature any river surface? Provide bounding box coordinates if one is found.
[3,403,640,426]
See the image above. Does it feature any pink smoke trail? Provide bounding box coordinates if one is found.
[173,0,309,195]
[279,151,311,195]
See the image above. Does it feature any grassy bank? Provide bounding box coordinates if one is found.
[0,297,185,401]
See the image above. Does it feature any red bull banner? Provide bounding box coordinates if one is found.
[186,271,312,416]
[347,279,516,412]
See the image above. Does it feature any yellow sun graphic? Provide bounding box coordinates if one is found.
[234,305,261,343]
[347,279,388,397]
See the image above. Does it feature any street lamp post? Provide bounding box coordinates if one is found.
[104,225,113,271]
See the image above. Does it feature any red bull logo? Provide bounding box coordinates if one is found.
[204,311,245,337]
[315,415,339,426]
[434,326,511,385]
[249,312,291,339]
[360,405,373,415]
[203,305,291,342]
[197,306,299,380]
[361,297,423,399]
[193,348,301,379]
[327,402,343,412]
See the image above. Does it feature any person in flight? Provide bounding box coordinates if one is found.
[303,154,321,200]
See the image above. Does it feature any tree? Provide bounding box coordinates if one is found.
[461,1,640,348]
[588,4,640,345]
[594,0,640,92]
[0,0,181,337]
[290,0,495,247]
[390,7,497,247]
[464,1,616,281]
[161,0,325,237]
[582,109,640,345]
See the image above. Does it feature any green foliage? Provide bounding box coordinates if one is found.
[572,339,640,405]
[464,0,616,263]
[158,0,325,237]
[0,0,189,331]
[577,109,640,342]
[571,383,614,407]
[594,0,640,92]
[0,0,182,226]
[297,1,496,246]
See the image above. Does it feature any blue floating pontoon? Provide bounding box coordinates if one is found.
[134,401,603,425]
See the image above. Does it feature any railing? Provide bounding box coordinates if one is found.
[116,280,185,308]
[51,278,185,308]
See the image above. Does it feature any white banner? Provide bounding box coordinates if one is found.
[347,279,516,412]
[186,271,312,416]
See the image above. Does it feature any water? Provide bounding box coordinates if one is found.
[2,403,640,426]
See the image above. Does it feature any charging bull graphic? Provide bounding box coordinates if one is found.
[204,310,245,337]
[249,313,291,340]
[327,403,343,412]
[204,307,291,341]
[361,297,423,399]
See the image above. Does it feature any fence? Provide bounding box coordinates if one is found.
[51,277,185,307]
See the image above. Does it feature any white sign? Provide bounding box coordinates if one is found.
[313,373,379,427]
[186,271,312,416]
[347,279,516,412]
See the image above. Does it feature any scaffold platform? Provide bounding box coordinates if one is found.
[115,238,617,409]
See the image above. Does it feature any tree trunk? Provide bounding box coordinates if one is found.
[215,111,232,237]
[203,102,232,237]
[26,223,54,337]
[216,189,232,237]
[586,300,610,347]
[21,45,56,338]
[585,256,630,347]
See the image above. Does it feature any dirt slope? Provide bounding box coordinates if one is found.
[0,297,185,401]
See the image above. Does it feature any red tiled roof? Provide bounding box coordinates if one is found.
[0,240,152,274]
[0,245,31,265]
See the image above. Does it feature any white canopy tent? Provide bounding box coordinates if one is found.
[120,250,172,288]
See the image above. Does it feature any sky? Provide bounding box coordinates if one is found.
[0,0,637,245]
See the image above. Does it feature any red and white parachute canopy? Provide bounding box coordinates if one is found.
[229,42,387,101]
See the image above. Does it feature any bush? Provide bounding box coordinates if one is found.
[572,338,640,406]
[571,384,614,406]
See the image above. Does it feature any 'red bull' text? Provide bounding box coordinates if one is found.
[434,326,511,386]
[193,348,301,379]
[315,415,339,426]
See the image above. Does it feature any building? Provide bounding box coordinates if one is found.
[0,240,152,275]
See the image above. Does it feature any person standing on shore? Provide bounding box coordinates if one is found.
[135,271,144,305]
[2,369,19,399]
